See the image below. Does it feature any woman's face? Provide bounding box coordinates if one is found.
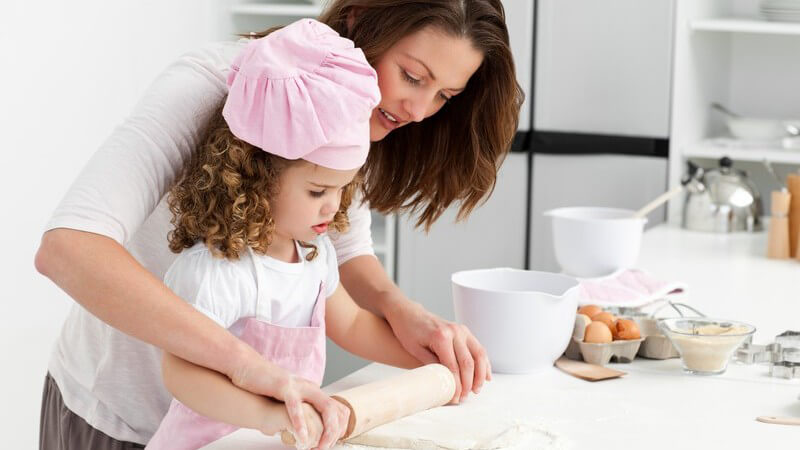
[369,26,484,142]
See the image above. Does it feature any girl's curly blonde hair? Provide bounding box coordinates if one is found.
[167,107,358,261]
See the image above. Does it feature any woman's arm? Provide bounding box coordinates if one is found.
[325,282,420,369]
[34,229,344,449]
[36,229,253,376]
[338,255,491,403]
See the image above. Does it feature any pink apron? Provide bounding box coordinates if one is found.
[146,251,327,450]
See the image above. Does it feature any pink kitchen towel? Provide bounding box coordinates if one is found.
[578,269,687,308]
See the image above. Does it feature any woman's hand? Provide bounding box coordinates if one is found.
[338,255,491,405]
[233,360,348,449]
[384,300,491,404]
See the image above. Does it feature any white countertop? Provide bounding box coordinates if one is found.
[636,224,799,342]
[206,225,800,449]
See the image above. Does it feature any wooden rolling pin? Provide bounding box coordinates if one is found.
[280,364,455,447]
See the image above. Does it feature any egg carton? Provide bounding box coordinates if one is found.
[631,316,679,360]
[576,338,644,366]
[563,315,644,365]
[566,313,677,360]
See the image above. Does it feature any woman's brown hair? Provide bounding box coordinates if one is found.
[252,0,523,229]
[167,107,357,260]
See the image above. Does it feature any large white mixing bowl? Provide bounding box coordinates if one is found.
[452,268,579,374]
[544,207,647,278]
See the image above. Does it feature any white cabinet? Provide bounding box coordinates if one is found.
[504,0,535,133]
[667,0,800,222]
[534,0,675,138]
[224,1,323,40]
[526,0,673,273]
[370,211,396,280]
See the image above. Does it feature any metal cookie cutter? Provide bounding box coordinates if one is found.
[735,331,800,379]
[736,342,781,364]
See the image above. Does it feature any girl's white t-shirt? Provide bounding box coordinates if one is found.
[165,238,339,331]
[43,40,375,445]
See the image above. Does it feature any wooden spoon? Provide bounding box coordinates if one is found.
[633,185,685,219]
[555,357,626,381]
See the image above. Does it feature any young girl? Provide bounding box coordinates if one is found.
[144,19,420,450]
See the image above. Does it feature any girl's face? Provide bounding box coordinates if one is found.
[369,26,484,142]
[270,161,358,248]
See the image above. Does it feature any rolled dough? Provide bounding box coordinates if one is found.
[333,402,568,450]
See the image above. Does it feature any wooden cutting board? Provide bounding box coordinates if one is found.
[555,357,627,381]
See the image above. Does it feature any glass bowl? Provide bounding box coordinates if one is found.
[658,318,755,375]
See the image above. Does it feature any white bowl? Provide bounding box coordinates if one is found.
[545,207,646,278]
[452,268,579,374]
[727,117,788,140]
[658,318,756,375]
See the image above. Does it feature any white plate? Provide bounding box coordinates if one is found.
[761,0,800,7]
[760,8,800,13]
[761,13,800,21]
[761,11,800,17]
[761,1,800,7]
[761,4,800,8]
[761,6,800,10]
[761,12,800,16]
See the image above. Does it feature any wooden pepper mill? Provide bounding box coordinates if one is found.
[767,190,791,259]
[789,174,800,260]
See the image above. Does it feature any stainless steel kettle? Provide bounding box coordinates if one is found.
[682,157,763,233]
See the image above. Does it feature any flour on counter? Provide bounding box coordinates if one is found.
[332,401,570,450]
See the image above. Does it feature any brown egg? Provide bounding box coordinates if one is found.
[584,321,613,344]
[578,305,603,318]
[592,312,616,334]
[614,319,641,340]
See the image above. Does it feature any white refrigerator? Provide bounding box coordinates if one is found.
[395,0,676,319]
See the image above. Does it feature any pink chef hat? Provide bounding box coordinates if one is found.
[223,18,381,171]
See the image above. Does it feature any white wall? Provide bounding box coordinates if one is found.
[0,1,233,446]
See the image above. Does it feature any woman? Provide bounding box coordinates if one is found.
[35,1,522,448]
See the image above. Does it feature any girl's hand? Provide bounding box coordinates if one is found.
[233,360,348,449]
[299,401,348,449]
[280,384,349,449]
[384,301,491,404]
[266,399,348,449]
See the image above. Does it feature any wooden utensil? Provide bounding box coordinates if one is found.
[756,415,800,426]
[633,185,685,219]
[767,190,792,259]
[788,174,800,258]
[281,364,455,445]
[555,357,627,381]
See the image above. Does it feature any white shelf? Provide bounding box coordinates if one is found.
[690,17,800,35]
[683,140,800,164]
[231,3,322,17]
[368,211,396,279]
